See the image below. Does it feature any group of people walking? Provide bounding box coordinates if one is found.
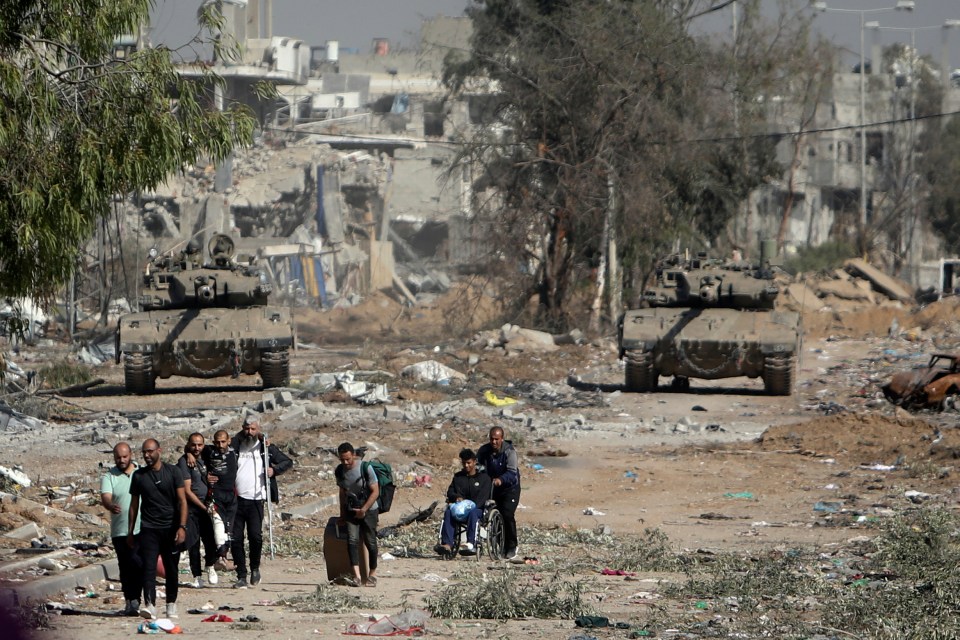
[100,413,291,619]
[101,417,521,612]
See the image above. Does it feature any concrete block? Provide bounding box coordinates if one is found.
[261,392,277,413]
[277,390,295,407]
[383,406,405,421]
[2,522,42,541]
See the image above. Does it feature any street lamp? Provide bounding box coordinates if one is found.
[812,1,914,234]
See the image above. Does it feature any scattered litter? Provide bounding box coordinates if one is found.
[202,614,234,623]
[345,609,430,636]
[238,615,260,622]
[420,573,446,582]
[583,507,605,516]
[723,492,754,500]
[401,361,466,384]
[601,569,637,576]
[813,501,842,513]
[484,390,517,407]
[380,552,396,561]
[861,464,896,471]
[624,471,638,478]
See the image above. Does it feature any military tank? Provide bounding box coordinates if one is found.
[617,252,799,395]
[115,234,294,394]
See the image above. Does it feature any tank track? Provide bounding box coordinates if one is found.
[260,348,290,389]
[124,353,156,394]
[624,349,658,392]
[763,354,795,396]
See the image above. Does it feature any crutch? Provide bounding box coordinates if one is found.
[263,432,275,560]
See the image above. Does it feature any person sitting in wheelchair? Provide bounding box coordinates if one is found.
[437,448,492,557]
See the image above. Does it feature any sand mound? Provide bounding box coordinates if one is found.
[753,412,959,465]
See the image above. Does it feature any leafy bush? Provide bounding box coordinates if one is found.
[425,567,592,620]
[783,240,856,275]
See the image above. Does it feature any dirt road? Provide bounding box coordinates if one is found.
[2,297,958,638]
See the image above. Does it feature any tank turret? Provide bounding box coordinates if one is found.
[642,253,781,310]
[617,252,799,395]
[115,234,293,394]
[139,234,273,310]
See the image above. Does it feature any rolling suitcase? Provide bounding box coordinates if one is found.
[322,516,369,584]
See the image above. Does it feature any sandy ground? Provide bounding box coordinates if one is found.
[3,290,960,638]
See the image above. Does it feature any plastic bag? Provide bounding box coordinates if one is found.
[208,503,228,547]
[450,500,476,522]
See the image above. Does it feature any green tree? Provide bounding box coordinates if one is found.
[921,115,960,250]
[0,0,255,302]
[443,0,795,329]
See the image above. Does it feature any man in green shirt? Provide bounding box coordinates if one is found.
[100,442,140,616]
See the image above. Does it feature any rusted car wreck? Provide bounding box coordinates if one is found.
[881,353,960,410]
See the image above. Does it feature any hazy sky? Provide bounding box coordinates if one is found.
[149,0,960,68]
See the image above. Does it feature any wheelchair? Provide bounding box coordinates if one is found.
[436,499,505,561]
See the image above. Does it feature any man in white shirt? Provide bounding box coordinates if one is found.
[229,413,292,588]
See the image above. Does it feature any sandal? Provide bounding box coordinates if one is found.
[342,577,360,588]
[364,576,377,587]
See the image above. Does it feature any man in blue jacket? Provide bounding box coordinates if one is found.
[476,426,521,559]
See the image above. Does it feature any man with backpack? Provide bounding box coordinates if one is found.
[335,442,380,587]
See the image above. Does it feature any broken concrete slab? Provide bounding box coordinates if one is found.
[844,258,914,303]
[2,522,42,541]
[816,279,875,303]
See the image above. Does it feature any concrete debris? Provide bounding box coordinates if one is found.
[3,522,42,541]
[817,278,874,303]
[844,258,914,303]
[0,466,30,487]
[334,372,391,404]
[400,360,466,384]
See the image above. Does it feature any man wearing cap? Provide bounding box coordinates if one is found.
[437,448,492,557]
[229,414,292,588]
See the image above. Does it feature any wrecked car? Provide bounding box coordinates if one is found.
[881,353,960,410]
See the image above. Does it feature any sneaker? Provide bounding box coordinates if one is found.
[206,565,219,585]
[125,599,141,617]
[505,548,518,560]
[233,577,248,589]
[187,577,201,589]
[250,570,261,586]
[464,542,476,553]
[138,602,156,620]
[165,603,178,619]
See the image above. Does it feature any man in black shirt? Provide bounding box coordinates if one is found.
[437,448,492,556]
[202,429,238,559]
[128,439,187,621]
[177,433,219,588]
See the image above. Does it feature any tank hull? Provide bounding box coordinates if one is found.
[619,307,798,394]
[117,306,294,393]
